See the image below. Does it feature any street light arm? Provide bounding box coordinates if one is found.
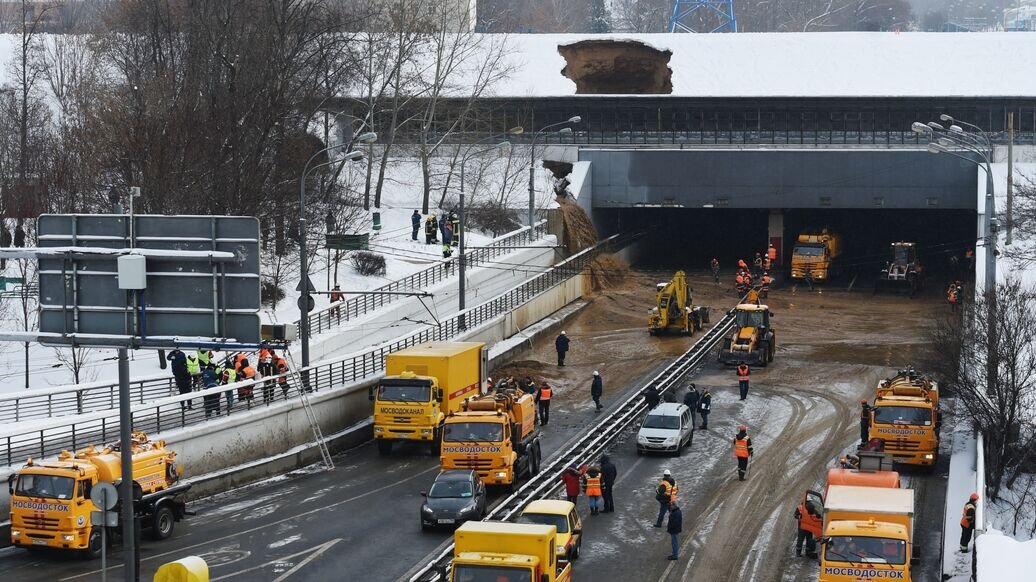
[944,129,992,156]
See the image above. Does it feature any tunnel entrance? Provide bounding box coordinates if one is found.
[602,207,976,282]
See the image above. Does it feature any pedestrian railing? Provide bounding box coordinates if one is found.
[0,222,548,425]
[0,233,626,466]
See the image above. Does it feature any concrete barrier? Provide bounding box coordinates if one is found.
[0,267,591,522]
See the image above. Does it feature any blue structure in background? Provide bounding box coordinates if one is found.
[668,0,737,33]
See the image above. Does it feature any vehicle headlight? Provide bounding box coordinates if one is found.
[421,429,432,434]
[422,506,434,515]
[374,426,384,433]
[923,454,934,460]
[62,534,75,541]
[496,471,507,478]
[637,435,648,444]
[11,530,19,537]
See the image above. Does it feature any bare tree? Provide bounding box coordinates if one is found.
[54,345,96,385]
[936,279,1036,499]
[611,0,670,32]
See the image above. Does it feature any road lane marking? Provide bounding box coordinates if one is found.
[206,539,342,581]
[59,465,438,581]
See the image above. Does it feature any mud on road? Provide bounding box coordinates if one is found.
[564,273,947,582]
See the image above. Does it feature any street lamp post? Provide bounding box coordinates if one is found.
[298,132,376,373]
[914,117,998,396]
[528,116,581,228]
[458,140,512,329]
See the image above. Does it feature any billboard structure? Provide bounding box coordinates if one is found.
[35,214,261,348]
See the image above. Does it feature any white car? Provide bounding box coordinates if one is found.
[636,403,694,456]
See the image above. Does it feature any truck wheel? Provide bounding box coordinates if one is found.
[81,530,102,560]
[377,440,392,456]
[150,505,175,541]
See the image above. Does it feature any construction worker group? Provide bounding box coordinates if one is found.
[732,245,776,297]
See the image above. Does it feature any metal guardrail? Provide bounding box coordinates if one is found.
[0,232,622,467]
[0,222,548,424]
[407,294,739,581]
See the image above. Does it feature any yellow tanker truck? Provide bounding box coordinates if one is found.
[868,369,940,468]
[8,432,188,558]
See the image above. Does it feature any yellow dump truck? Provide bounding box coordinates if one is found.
[819,484,918,581]
[441,388,541,490]
[718,303,776,366]
[451,521,572,582]
[8,432,188,558]
[370,342,487,456]
[869,369,940,468]
[791,230,841,281]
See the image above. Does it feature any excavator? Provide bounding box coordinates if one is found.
[875,242,923,297]
[719,303,776,366]
[648,271,710,336]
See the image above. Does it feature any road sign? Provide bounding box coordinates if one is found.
[90,481,119,510]
[91,510,119,527]
[35,214,261,348]
[298,295,315,313]
[296,276,317,293]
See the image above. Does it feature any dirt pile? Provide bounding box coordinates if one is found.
[556,196,597,254]
[588,254,629,291]
[558,39,673,95]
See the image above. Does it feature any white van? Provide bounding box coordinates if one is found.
[636,403,694,456]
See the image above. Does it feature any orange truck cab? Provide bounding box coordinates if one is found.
[869,369,940,467]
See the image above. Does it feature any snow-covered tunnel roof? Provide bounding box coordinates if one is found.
[484,32,1036,99]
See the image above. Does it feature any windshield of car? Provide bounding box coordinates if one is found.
[826,536,906,565]
[893,246,913,264]
[519,512,569,533]
[444,422,503,443]
[377,382,431,403]
[429,479,473,499]
[453,565,531,582]
[642,414,680,430]
[794,244,824,256]
[15,474,76,500]
[873,406,931,426]
[736,310,765,328]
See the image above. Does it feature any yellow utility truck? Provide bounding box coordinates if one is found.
[718,303,776,366]
[647,270,710,336]
[370,342,487,456]
[819,484,918,581]
[450,521,572,582]
[791,230,842,281]
[440,388,541,490]
[8,432,188,558]
[868,369,940,468]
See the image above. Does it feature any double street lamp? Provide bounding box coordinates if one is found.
[913,116,998,396]
[528,116,582,228]
[298,131,377,370]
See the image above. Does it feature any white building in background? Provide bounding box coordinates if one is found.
[1005,1,1036,31]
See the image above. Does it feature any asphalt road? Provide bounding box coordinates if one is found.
[0,270,713,582]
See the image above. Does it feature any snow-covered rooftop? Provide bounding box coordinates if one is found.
[486,32,1036,99]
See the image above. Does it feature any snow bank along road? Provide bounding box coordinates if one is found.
[0,274,950,581]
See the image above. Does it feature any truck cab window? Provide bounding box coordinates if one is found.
[15,474,75,500]
[378,383,431,402]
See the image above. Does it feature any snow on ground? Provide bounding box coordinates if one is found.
[975,529,1036,581]
[0,156,559,395]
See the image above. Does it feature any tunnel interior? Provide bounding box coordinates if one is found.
[600,207,977,282]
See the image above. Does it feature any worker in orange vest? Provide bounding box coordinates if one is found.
[330,284,344,318]
[275,355,290,398]
[960,492,978,552]
[583,465,604,515]
[735,272,746,295]
[947,281,960,312]
[794,494,821,558]
[738,258,748,271]
[761,272,773,297]
[737,362,750,400]
[734,425,754,481]
[767,243,777,268]
[537,381,553,425]
[238,359,257,405]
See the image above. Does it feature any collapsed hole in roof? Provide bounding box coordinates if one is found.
[558,39,673,95]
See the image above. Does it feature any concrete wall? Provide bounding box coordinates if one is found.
[580,148,979,210]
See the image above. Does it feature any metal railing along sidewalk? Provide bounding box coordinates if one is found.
[0,232,624,466]
[0,222,548,424]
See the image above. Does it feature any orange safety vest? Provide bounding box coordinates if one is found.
[768,247,777,261]
[735,436,751,458]
[960,501,976,528]
[585,475,602,496]
[736,274,745,285]
[657,480,678,501]
[797,501,823,537]
[275,358,288,383]
[539,386,553,401]
[948,287,958,303]
[738,259,748,270]
[737,365,750,381]
[330,289,343,302]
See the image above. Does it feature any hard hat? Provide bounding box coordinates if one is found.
[593,370,599,376]
[561,330,567,335]
[970,492,980,501]
[738,424,747,431]
[487,377,493,382]
[861,400,868,405]
[663,469,671,476]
